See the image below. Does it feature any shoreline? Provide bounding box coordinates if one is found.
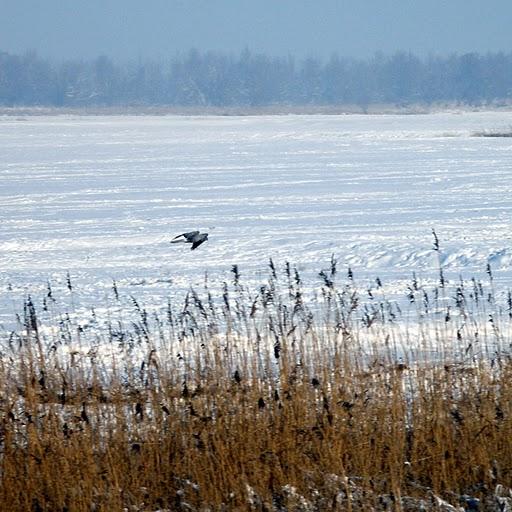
[1,102,512,117]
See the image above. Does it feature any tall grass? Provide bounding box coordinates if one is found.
[0,258,511,511]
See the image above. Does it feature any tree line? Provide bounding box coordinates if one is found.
[1,48,511,108]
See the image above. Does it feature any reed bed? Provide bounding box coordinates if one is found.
[0,256,511,511]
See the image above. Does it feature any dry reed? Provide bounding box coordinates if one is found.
[0,258,511,511]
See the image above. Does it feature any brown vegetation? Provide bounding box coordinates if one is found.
[0,259,511,511]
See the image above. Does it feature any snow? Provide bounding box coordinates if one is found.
[2,112,512,328]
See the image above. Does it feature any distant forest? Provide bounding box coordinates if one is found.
[1,49,512,108]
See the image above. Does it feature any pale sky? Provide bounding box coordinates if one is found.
[1,0,511,60]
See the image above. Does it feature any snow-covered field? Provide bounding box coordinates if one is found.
[2,112,512,328]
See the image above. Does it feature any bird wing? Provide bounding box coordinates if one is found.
[172,230,200,242]
[191,238,207,250]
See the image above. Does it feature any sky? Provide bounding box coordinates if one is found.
[1,0,511,61]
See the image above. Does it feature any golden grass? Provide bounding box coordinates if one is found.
[1,261,511,511]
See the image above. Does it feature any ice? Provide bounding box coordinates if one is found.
[2,112,512,327]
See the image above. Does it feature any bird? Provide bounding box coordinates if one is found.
[171,230,209,250]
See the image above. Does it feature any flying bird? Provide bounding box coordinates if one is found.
[171,230,209,250]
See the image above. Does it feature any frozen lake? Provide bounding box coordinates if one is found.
[2,112,512,327]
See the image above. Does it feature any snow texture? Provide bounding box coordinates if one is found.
[1,112,512,327]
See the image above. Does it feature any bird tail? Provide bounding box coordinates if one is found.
[170,238,186,244]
